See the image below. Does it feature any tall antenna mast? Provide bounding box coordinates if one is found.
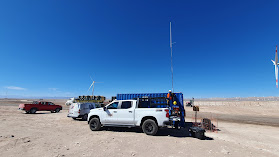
[170,22,174,92]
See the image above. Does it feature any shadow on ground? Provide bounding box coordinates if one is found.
[72,118,87,121]
[26,112,50,114]
[24,112,62,115]
[99,122,214,140]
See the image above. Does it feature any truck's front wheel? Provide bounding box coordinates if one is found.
[55,108,60,113]
[30,108,37,114]
[89,118,101,131]
[142,119,158,135]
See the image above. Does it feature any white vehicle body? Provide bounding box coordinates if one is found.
[68,102,100,120]
[88,99,170,135]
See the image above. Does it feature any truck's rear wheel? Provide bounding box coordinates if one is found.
[142,119,158,135]
[89,118,101,131]
[30,108,37,114]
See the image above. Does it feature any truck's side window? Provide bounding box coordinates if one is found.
[121,101,132,109]
[107,102,119,109]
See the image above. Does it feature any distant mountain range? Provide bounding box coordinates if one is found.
[0,95,71,99]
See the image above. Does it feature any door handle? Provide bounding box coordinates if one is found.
[113,111,117,113]
[129,111,132,113]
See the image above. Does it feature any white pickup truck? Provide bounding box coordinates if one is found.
[87,99,170,135]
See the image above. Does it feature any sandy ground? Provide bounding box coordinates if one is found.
[0,99,279,157]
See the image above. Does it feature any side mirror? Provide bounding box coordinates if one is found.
[103,107,107,111]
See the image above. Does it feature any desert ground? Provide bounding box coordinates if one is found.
[0,99,279,157]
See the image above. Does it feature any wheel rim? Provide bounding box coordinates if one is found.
[145,123,153,133]
[90,121,97,129]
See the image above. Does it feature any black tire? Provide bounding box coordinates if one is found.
[55,108,60,113]
[30,108,37,114]
[82,114,88,121]
[89,118,101,131]
[142,119,158,135]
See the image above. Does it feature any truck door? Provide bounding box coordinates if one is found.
[46,102,54,111]
[104,101,119,124]
[40,102,48,110]
[117,101,134,125]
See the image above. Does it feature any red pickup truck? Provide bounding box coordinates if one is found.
[19,101,63,114]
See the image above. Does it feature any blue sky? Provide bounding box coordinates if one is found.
[0,0,279,98]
